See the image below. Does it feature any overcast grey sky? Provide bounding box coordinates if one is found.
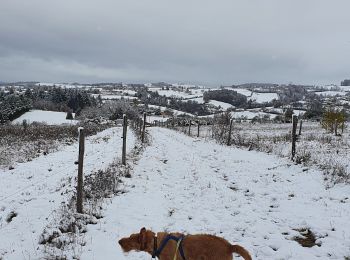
[0,0,349,85]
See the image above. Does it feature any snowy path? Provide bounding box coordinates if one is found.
[80,127,350,260]
[0,127,135,259]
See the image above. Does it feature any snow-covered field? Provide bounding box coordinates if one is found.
[0,127,135,259]
[147,105,194,117]
[92,94,138,100]
[147,115,169,123]
[192,121,349,185]
[110,90,137,96]
[148,88,200,99]
[322,85,350,92]
[12,110,78,125]
[234,88,253,97]
[208,100,233,110]
[1,123,349,259]
[230,110,278,120]
[249,92,279,103]
[231,89,279,103]
[315,91,347,97]
[80,128,350,259]
[36,83,93,89]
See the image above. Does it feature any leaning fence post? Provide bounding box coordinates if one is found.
[122,114,127,165]
[212,121,215,138]
[291,115,298,160]
[142,112,146,143]
[77,127,85,213]
[298,119,303,135]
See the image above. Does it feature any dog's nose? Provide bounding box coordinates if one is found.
[118,238,124,245]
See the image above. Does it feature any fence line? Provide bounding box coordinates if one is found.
[153,115,347,166]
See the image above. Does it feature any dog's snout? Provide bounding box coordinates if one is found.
[118,238,124,245]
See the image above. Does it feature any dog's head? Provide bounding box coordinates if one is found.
[118,227,155,253]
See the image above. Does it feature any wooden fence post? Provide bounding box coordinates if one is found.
[122,114,127,165]
[291,115,298,160]
[298,119,303,135]
[197,120,200,137]
[188,120,191,136]
[142,112,146,143]
[77,127,85,213]
[227,119,233,146]
[211,122,215,138]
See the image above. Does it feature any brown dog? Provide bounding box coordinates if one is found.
[118,227,252,260]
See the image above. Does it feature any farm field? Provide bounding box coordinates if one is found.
[12,110,78,125]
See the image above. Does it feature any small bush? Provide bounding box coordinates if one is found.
[295,150,312,164]
[321,108,345,135]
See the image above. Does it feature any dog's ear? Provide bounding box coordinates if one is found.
[139,227,147,250]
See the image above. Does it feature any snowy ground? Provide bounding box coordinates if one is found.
[147,105,194,117]
[230,89,279,103]
[230,110,278,120]
[249,92,279,103]
[80,128,350,259]
[12,110,78,125]
[198,121,350,183]
[91,94,138,100]
[208,100,233,110]
[147,115,169,123]
[0,127,135,259]
[315,91,347,97]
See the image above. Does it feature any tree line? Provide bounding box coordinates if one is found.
[0,94,32,123]
[0,86,97,124]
